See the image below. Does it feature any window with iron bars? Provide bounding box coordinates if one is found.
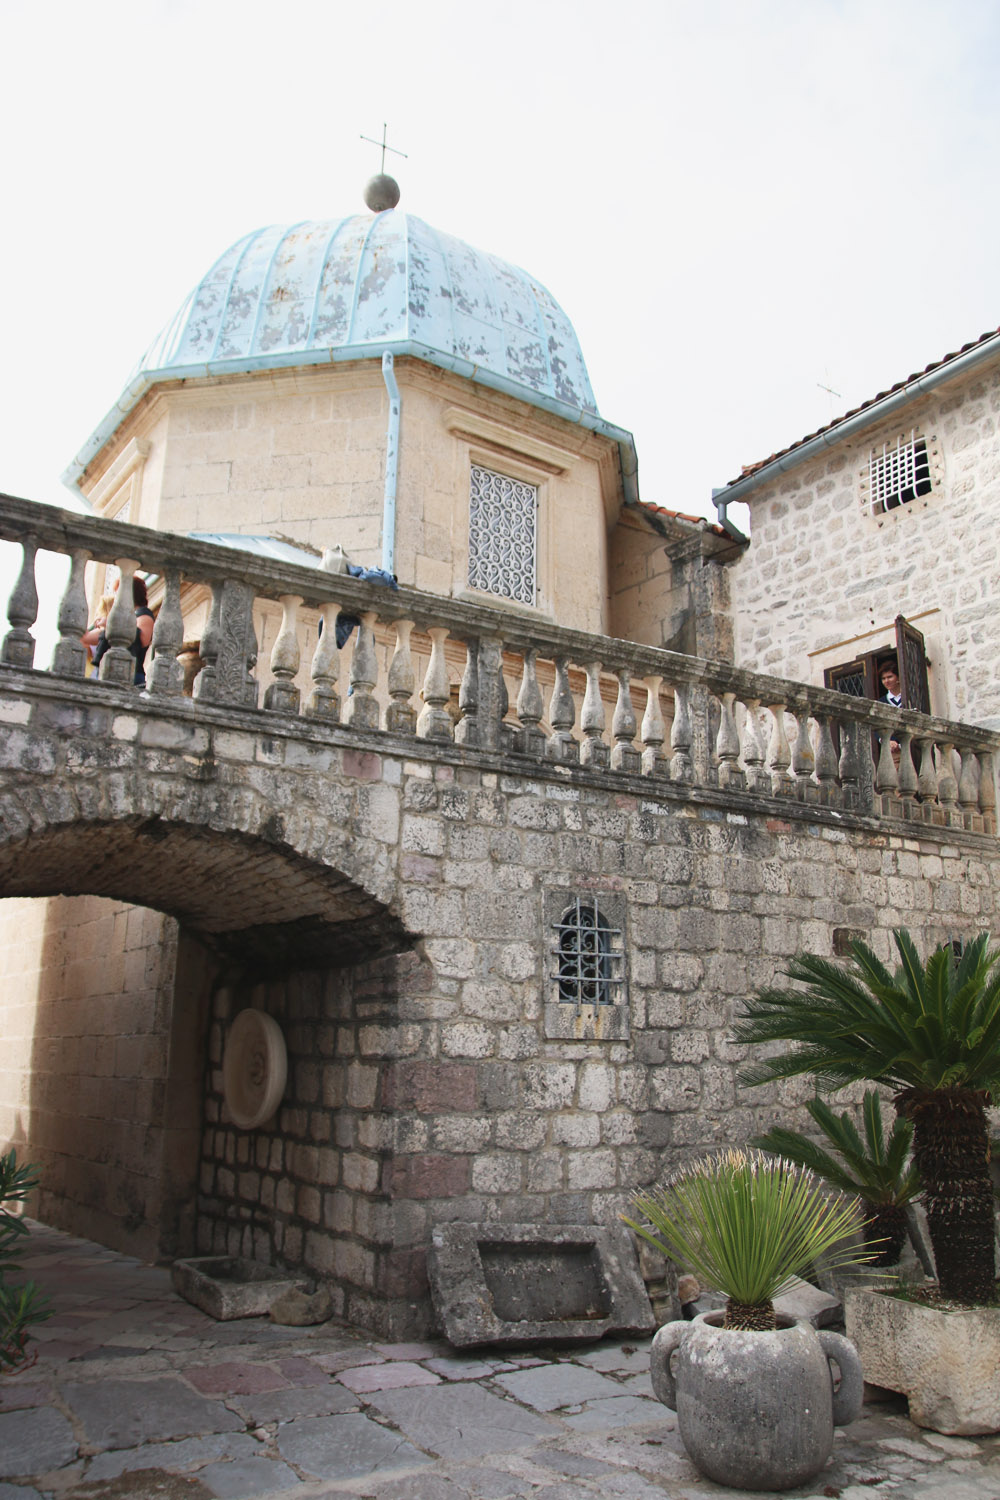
[551,897,624,1008]
[865,432,933,515]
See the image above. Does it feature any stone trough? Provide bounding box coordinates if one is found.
[172,1256,311,1320]
[427,1223,655,1347]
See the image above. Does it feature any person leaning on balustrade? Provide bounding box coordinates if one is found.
[81,574,155,688]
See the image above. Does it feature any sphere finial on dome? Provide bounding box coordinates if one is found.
[364,173,400,213]
[360,123,406,213]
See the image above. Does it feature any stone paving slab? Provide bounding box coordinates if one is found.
[197,1455,303,1497]
[0,1407,77,1480]
[492,1361,627,1410]
[231,1382,359,1424]
[59,1376,244,1451]
[10,1224,1000,1500]
[364,1383,558,1459]
[83,1434,261,1484]
[274,1410,430,1482]
[338,1358,442,1392]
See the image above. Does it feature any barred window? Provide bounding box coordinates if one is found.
[552,898,623,1007]
[468,465,536,607]
[864,433,933,515]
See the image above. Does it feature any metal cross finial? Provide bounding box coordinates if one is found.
[360,123,408,174]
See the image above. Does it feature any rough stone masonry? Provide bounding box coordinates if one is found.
[2,670,995,1336]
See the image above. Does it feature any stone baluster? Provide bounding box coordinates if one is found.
[98,557,142,686]
[958,748,979,820]
[896,730,919,804]
[386,618,417,735]
[715,691,744,790]
[476,637,505,752]
[670,681,693,783]
[454,640,479,746]
[546,655,578,764]
[611,667,640,773]
[192,582,223,701]
[936,741,959,812]
[305,602,341,720]
[515,648,546,757]
[52,548,91,678]
[146,569,185,697]
[416,626,453,742]
[916,739,938,803]
[2,536,39,669]
[767,701,793,796]
[640,675,666,777]
[580,661,609,769]
[790,711,815,799]
[874,728,899,797]
[813,715,840,804]
[837,719,864,809]
[740,698,768,794]
[191,579,258,705]
[977,751,996,832]
[264,594,303,713]
[344,610,380,730]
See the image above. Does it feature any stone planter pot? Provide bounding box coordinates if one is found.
[845,1286,1000,1434]
[650,1312,863,1491]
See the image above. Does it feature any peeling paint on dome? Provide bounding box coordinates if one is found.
[64,209,638,495]
[132,211,597,413]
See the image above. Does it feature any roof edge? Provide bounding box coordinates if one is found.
[61,341,638,507]
[719,328,1000,508]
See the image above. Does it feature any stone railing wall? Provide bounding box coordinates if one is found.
[2,493,997,836]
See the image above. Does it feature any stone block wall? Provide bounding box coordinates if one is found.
[189,755,1000,1337]
[81,360,621,640]
[0,895,181,1260]
[728,361,1000,730]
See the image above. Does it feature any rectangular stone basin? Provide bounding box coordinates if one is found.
[172,1256,311,1320]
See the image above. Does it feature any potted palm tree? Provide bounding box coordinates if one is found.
[734,929,1000,1434]
[625,1149,869,1490]
[752,1090,920,1267]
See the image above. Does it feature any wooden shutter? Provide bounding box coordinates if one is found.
[894,616,931,713]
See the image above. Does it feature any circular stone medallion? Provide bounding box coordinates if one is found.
[222,1009,287,1129]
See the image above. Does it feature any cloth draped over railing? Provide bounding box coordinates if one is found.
[1,494,996,837]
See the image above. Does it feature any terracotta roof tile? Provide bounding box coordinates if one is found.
[637,501,729,537]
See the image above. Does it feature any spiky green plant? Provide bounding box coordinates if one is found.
[0,1150,50,1371]
[735,929,1000,1303]
[753,1090,921,1266]
[624,1148,872,1331]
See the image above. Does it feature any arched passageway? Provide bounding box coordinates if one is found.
[0,817,412,1264]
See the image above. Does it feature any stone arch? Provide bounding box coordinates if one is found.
[0,789,414,1267]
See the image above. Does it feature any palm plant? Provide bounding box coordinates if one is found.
[753,1090,920,1266]
[624,1148,871,1331]
[735,929,1000,1304]
[0,1150,50,1370]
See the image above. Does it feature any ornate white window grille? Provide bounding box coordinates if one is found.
[865,432,933,515]
[468,464,536,607]
[551,897,624,1008]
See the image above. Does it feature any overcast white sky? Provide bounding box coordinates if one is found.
[2,0,999,536]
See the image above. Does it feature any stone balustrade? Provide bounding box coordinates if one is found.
[1,493,997,836]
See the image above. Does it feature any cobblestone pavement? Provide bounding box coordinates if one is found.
[2,1225,1000,1500]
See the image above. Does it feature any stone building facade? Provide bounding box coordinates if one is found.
[717,329,1000,731]
[1,619,996,1335]
[1,194,998,1338]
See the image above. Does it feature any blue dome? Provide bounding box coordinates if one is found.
[141,212,597,411]
[64,210,645,499]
